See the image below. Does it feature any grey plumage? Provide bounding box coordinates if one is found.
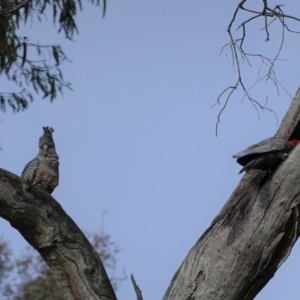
[22,127,59,194]
[232,137,298,174]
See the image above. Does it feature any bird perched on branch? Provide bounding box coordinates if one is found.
[233,137,298,175]
[22,127,59,194]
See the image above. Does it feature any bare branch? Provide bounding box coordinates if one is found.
[131,274,144,300]
[266,6,300,23]
[262,0,270,41]
[214,0,300,135]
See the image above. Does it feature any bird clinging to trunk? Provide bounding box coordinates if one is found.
[22,127,59,194]
[233,137,298,176]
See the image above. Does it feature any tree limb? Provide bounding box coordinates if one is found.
[0,168,117,300]
[163,86,300,299]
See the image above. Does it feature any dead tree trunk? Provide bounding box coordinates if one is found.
[0,169,117,300]
[163,86,300,300]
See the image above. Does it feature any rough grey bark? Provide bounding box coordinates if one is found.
[163,87,300,300]
[0,169,117,300]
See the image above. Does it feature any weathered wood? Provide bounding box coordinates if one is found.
[163,86,300,300]
[0,168,117,300]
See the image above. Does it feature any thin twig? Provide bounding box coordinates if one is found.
[267,6,300,23]
[262,0,270,41]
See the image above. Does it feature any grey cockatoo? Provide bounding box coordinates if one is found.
[233,137,298,175]
[22,127,59,193]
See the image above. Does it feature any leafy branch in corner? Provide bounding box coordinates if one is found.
[213,0,300,135]
[0,0,107,113]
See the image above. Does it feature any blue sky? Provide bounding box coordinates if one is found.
[1,1,300,299]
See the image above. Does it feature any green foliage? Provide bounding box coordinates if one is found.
[0,0,107,112]
[0,230,125,300]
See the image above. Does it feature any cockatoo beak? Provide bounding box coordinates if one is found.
[42,144,48,155]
